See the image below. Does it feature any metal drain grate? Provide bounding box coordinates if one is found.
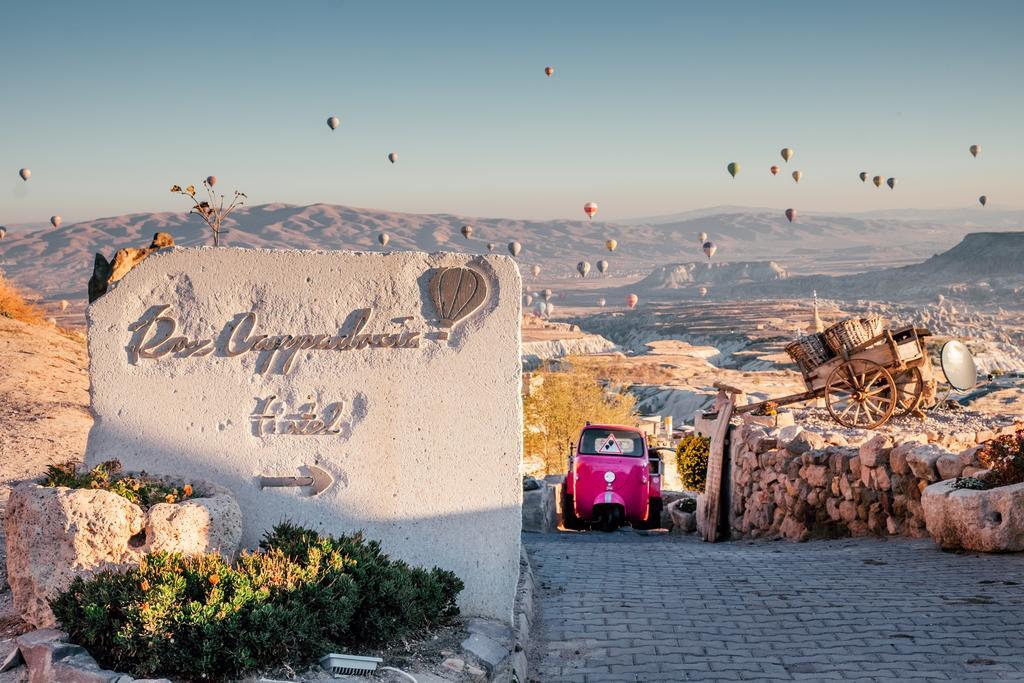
[318,653,383,676]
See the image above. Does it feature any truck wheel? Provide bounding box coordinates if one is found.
[561,492,583,530]
[598,506,622,532]
[644,498,664,530]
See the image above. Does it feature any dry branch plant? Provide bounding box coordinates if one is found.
[0,273,43,324]
[170,179,246,247]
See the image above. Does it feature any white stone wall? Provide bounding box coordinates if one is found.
[86,247,523,622]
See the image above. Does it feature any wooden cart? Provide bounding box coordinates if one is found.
[735,326,937,429]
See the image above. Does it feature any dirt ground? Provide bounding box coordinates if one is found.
[0,316,91,635]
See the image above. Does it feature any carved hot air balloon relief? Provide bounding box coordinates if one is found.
[429,266,488,341]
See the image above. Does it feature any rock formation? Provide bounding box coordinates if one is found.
[88,231,174,302]
[922,480,1024,552]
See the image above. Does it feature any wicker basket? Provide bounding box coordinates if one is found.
[861,315,885,338]
[823,317,877,355]
[785,333,835,373]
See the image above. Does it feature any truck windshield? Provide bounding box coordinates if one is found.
[578,429,645,457]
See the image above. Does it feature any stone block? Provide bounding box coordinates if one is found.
[890,442,913,475]
[522,486,558,533]
[839,500,858,523]
[905,444,951,483]
[935,454,964,481]
[922,480,1024,552]
[849,455,861,479]
[786,430,826,455]
[85,248,523,622]
[859,435,892,468]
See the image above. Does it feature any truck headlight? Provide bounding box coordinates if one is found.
[604,471,615,483]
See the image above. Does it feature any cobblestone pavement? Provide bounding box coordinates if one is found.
[524,530,1024,682]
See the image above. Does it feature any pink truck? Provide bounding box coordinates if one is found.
[562,424,664,531]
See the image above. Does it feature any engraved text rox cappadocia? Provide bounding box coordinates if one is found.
[125,266,489,373]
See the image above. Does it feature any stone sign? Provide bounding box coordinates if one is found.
[86,248,523,622]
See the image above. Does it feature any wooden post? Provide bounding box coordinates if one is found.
[700,399,733,542]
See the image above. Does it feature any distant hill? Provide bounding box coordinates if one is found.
[633,261,788,290]
[1,203,1020,302]
[603,232,1024,305]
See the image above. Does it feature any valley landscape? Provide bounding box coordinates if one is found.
[5,202,1021,427]
[3,3,1024,681]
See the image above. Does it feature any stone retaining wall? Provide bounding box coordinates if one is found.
[729,420,1024,541]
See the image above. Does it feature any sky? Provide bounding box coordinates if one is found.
[1,0,1022,225]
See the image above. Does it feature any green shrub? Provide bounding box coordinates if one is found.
[677,497,697,514]
[42,460,191,509]
[261,522,463,646]
[951,476,988,491]
[675,434,711,492]
[51,523,463,681]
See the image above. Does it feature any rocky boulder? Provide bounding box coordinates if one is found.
[4,478,242,628]
[88,232,175,302]
[922,480,1024,552]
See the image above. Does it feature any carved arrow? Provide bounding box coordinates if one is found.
[259,464,334,496]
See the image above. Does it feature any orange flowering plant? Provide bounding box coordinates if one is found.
[42,460,195,509]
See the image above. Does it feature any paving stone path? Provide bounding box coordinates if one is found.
[524,531,1024,682]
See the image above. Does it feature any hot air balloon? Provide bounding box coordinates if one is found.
[770,165,780,176]
[0,227,6,240]
[859,172,868,182]
[698,287,708,298]
[530,264,541,277]
[536,301,547,316]
[626,294,639,309]
[780,148,794,162]
[702,240,717,261]
[542,288,553,302]
[525,294,534,306]
[605,239,617,252]
[872,175,883,188]
[785,208,796,223]
[206,175,217,187]
[584,202,598,220]
[378,233,390,247]
[387,152,397,164]
[18,168,30,181]
[598,297,607,307]
[461,224,473,239]
[430,266,487,328]
[792,170,802,183]
[487,243,495,251]
[969,144,980,158]
[727,162,740,178]
[597,259,609,274]
[546,303,556,316]
[508,241,522,257]
[327,116,340,130]
[59,300,69,312]
[698,231,708,244]
[887,177,897,190]
[979,195,987,207]
[50,216,61,228]
[544,66,554,77]
[577,261,591,277]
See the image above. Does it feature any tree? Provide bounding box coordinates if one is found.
[523,364,637,474]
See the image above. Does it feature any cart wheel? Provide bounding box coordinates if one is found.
[825,359,897,429]
[893,366,925,416]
